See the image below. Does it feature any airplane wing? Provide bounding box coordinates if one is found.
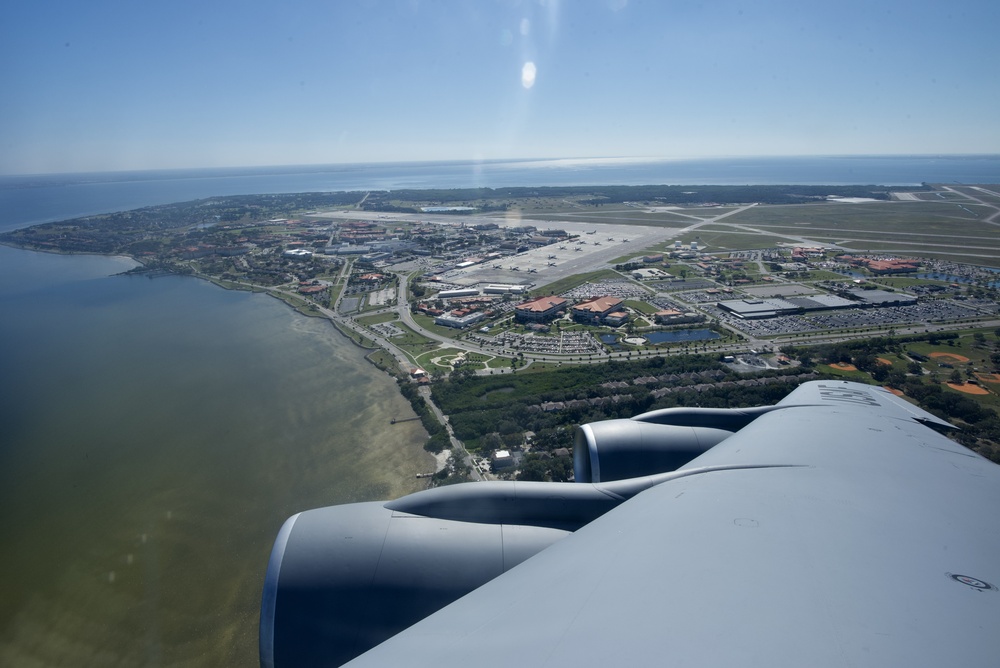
[262,381,1000,667]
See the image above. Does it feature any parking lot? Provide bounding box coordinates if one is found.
[467,330,604,356]
[706,298,988,338]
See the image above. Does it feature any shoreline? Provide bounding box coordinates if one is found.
[0,239,437,470]
[0,238,414,380]
[0,246,437,666]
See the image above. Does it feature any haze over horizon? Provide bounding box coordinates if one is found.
[3,0,999,176]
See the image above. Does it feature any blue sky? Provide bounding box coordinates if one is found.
[2,0,999,175]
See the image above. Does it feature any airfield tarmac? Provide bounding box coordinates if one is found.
[311,209,681,289]
[442,222,677,288]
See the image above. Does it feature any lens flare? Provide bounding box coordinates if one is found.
[521,61,537,89]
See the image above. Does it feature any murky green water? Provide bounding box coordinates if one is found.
[0,246,431,666]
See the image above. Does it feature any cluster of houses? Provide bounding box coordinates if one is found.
[789,246,827,260]
[836,255,921,274]
[296,279,332,296]
[417,297,497,329]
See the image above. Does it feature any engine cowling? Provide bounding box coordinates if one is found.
[262,404,788,666]
[573,405,781,483]
[574,420,733,483]
[260,501,568,668]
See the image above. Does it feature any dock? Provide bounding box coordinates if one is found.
[390,416,421,424]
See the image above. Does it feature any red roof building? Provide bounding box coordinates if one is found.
[514,296,567,323]
[571,296,624,324]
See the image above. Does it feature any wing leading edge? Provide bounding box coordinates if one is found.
[344,381,1000,667]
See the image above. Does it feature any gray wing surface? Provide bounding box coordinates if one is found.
[345,381,1000,666]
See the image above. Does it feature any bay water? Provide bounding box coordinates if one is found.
[0,246,432,666]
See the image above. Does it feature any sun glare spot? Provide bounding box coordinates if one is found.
[520,18,531,36]
[521,61,537,89]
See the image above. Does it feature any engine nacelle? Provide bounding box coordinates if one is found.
[572,405,785,483]
[262,404,790,666]
[575,420,734,483]
[260,501,568,668]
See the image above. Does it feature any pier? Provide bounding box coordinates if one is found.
[390,416,421,424]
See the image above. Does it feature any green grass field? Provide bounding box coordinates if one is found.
[689,230,797,250]
[393,189,1000,264]
[903,334,1000,409]
[410,313,464,338]
[624,299,658,315]
[386,323,442,363]
[677,200,1000,266]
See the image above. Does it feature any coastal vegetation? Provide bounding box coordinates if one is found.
[417,327,1000,480]
[431,354,816,480]
[360,184,924,212]
[0,192,366,256]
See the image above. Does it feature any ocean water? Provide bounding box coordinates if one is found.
[1,154,999,666]
[2,154,998,233]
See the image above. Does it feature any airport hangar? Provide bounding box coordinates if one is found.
[716,290,916,319]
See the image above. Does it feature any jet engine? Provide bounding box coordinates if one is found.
[574,405,780,483]
[261,404,786,667]
[574,420,732,483]
[260,501,569,668]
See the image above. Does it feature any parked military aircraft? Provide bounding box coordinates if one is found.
[260,381,1000,667]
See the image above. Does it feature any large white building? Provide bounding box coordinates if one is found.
[435,310,487,329]
[438,288,480,299]
[484,284,529,295]
[717,294,855,319]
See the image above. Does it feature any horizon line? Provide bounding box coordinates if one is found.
[3,153,999,180]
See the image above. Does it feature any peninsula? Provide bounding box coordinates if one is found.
[4,182,1000,474]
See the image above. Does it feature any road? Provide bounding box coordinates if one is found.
[419,385,483,482]
[237,192,1000,483]
[275,275,490,478]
